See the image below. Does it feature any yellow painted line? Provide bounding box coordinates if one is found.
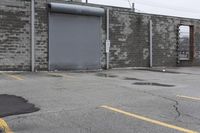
[8,75,23,81]
[101,105,198,133]
[177,95,200,101]
[0,118,13,133]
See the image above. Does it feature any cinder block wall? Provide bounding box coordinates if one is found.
[34,0,49,70]
[108,7,200,68]
[1,0,200,71]
[0,0,31,71]
[109,9,151,68]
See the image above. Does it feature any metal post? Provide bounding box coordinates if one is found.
[132,3,135,12]
[86,0,88,3]
[149,20,153,68]
[106,9,109,41]
[106,9,110,70]
[31,0,35,72]
[106,50,110,69]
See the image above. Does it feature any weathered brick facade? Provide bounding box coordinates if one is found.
[108,8,200,68]
[0,0,200,71]
[0,0,31,71]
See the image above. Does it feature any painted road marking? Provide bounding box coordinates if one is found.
[177,95,200,101]
[101,105,198,133]
[0,118,13,133]
[8,75,23,81]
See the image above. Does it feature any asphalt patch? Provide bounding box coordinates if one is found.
[96,73,118,78]
[124,77,144,81]
[0,94,39,117]
[133,82,175,87]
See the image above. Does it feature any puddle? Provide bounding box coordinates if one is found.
[134,69,181,74]
[48,74,63,77]
[96,73,118,78]
[124,77,144,81]
[133,82,175,87]
[0,94,39,117]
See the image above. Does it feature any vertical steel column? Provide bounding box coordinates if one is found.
[106,9,110,70]
[149,20,153,68]
[31,0,35,72]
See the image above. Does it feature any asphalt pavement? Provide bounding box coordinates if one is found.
[0,67,200,133]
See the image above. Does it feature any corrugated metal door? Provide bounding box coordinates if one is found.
[49,13,101,70]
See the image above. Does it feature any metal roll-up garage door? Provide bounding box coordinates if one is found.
[48,3,104,71]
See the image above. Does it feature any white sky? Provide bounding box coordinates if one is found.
[83,0,200,19]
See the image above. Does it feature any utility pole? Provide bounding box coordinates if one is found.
[86,0,88,3]
[132,3,135,12]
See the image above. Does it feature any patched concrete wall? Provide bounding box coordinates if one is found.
[1,1,200,71]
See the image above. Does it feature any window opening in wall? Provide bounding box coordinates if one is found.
[178,25,194,61]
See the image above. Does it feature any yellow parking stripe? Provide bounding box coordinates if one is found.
[0,118,13,133]
[101,105,198,133]
[8,75,23,81]
[177,95,200,101]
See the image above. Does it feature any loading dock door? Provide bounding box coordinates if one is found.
[49,4,103,70]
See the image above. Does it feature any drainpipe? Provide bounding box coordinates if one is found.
[106,9,110,70]
[31,0,35,72]
[149,20,153,67]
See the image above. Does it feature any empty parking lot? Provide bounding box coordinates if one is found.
[0,67,200,133]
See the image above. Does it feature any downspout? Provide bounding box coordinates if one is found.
[31,0,35,72]
[149,20,153,68]
[106,9,110,69]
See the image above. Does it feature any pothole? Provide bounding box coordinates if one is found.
[96,73,118,78]
[133,82,175,87]
[0,94,39,117]
[124,77,144,81]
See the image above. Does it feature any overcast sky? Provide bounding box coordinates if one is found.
[84,0,200,19]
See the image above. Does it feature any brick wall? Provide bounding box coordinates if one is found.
[108,7,200,68]
[1,1,200,71]
[0,0,31,71]
[109,9,150,68]
[34,0,49,70]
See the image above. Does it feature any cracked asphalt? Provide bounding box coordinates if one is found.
[0,67,200,133]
